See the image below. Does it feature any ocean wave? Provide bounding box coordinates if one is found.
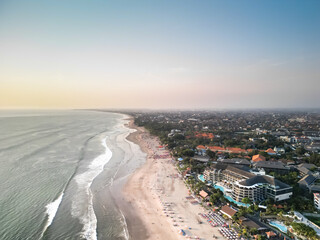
[45,193,64,227]
[119,210,130,240]
[72,136,112,240]
[39,192,64,239]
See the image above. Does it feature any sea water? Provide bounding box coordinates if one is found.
[0,110,146,240]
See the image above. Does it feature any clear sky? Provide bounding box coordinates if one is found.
[0,0,319,109]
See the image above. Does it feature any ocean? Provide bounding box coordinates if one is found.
[0,110,146,240]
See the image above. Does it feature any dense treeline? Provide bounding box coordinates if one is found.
[291,222,318,240]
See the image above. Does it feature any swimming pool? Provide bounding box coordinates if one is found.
[196,176,250,207]
[213,184,225,193]
[198,174,205,182]
[269,221,288,233]
[213,184,250,207]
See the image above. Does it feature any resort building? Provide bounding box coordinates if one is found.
[218,158,251,167]
[299,174,320,193]
[204,163,292,203]
[314,193,320,210]
[203,163,253,184]
[253,161,289,174]
[233,175,293,202]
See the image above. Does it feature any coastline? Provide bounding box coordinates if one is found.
[121,118,177,240]
[121,118,224,240]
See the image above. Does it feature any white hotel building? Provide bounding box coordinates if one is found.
[314,193,320,210]
[204,163,293,203]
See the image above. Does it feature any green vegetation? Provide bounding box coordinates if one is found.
[308,153,320,166]
[256,235,266,240]
[206,149,215,159]
[269,171,299,186]
[209,189,226,205]
[266,171,316,212]
[291,222,318,240]
[241,197,252,205]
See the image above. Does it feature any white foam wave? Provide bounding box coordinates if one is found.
[46,193,64,227]
[39,192,64,239]
[119,209,130,240]
[72,136,112,240]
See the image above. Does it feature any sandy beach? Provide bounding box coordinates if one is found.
[121,119,224,240]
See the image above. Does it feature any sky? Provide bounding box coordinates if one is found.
[0,0,319,109]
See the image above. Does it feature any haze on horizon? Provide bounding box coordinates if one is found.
[0,0,319,110]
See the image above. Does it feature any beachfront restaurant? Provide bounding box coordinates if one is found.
[220,205,237,219]
[239,217,267,232]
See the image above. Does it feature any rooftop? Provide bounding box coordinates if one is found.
[225,165,255,179]
[254,161,287,170]
[238,175,291,190]
[220,205,237,218]
[199,190,208,198]
[297,166,312,175]
[298,163,317,170]
[220,158,251,165]
[239,217,267,230]
[266,148,276,154]
[252,154,266,162]
[298,174,317,186]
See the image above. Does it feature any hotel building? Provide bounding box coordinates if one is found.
[203,163,293,203]
[314,193,320,210]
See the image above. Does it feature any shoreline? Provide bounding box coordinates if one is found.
[121,118,177,240]
[121,118,224,240]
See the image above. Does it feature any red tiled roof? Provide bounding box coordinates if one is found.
[252,154,266,162]
[220,205,237,218]
[195,132,215,139]
[266,148,276,154]
[199,190,208,198]
[208,146,226,152]
[227,147,247,154]
[196,145,206,150]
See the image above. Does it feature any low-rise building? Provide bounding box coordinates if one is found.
[252,154,266,162]
[265,148,276,156]
[314,193,320,210]
[239,216,267,231]
[305,142,320,152]
[196,145,207,155]
[219,158,251,167]
[193,155,210,163]
[293,136,311,144]
[296,163,317,177]
[199,190,208,199]
[253,161,289,174]
[298,174,317,190]
[220,205,237,219]
[274,146,285,155]
[298,174,320,193]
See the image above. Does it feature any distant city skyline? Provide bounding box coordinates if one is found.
[0,0,319,109]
